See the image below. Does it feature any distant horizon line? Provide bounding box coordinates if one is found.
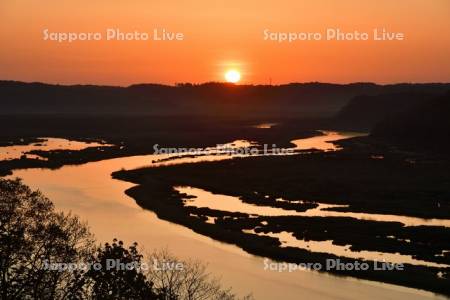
[1,79,450,89]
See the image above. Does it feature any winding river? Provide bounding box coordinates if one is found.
[3,132,448,300]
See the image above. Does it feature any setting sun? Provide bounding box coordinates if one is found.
[225,70,241,83]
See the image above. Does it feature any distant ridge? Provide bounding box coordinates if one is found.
[1,80,450,118]
[371,91,450,150]
[334,92,438,130]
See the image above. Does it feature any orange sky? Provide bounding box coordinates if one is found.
[0,0,449,85]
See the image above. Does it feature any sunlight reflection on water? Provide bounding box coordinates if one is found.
[4,132,446,300]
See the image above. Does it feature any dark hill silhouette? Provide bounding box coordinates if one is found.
[371,91,450,150]
[2,80,450,118]
[333,92,439,130]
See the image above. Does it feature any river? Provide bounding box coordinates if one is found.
[4,132,448,300]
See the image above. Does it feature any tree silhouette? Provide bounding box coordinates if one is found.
[0,178,94,299]
[0,178,248,299]
[86,239,161,299]
[147,249,253,300]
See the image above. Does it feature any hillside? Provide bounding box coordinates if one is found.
[2,81,450,118]
[333,92,445,131]
[371,91,450,150]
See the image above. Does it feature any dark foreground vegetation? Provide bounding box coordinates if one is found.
[0,178,251,300]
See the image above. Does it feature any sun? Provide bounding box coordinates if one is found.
[224,70,241,83]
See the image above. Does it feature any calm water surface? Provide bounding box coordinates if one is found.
[5,133,448,300]
[0,138,111,160]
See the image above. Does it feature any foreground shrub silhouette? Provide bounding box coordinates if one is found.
[86,240,160,299]
[147,248,252,300]
[0,178,249,299]
[0,178,94,299]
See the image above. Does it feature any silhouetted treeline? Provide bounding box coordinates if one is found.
[2,80,450,118]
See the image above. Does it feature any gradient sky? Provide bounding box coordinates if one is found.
[1,0,449,85]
